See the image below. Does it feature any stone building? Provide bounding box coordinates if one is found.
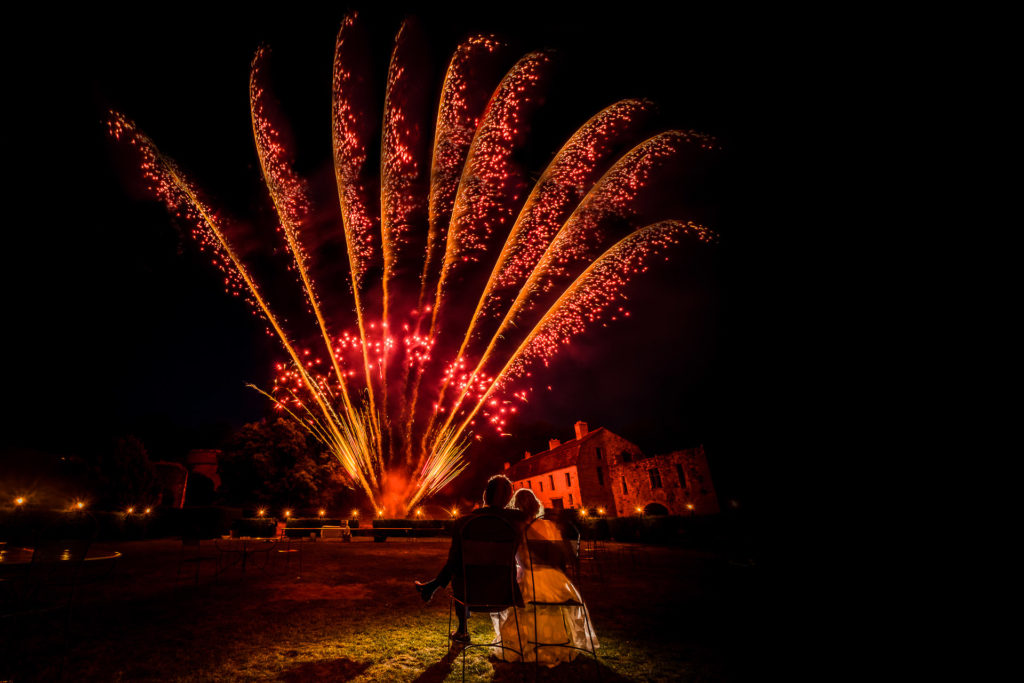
[504,421,718,516]
[504,421,642,516]
[186,449,222,490]
[610,446,719,516]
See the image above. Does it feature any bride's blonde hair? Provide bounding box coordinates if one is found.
[511,488,543,520]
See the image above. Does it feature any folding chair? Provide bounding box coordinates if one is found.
[557,521,582,582]
[577,536,604,581]
[177,537,219,585]
[522,523,600,679]
[272,537,303,577]
[450,514,525,682]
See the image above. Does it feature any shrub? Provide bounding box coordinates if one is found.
[175,507,243,539]
[372,518,443,529]
[0,509,98,543]
[608,516,643,542]
[575,517,610,541]
[285,517,341,528]
[640,515,683,544]
[230,517,278,538]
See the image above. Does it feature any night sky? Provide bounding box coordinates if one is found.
[2,4,793,507]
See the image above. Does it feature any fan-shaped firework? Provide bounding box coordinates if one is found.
[109,12,717,514]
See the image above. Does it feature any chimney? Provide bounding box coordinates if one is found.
[574,421,589,439]
[503,462,510,470]
[523,451,532,459]
[548,438,561,451]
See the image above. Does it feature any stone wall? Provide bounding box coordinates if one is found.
[574,430,642,516]
[610,445,719,515]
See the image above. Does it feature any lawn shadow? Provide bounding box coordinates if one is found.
[491,657,633,682]
[410,650,457,683]
[412,640,632,683]
[279,656,371,682]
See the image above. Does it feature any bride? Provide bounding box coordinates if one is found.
[491,488,599,666]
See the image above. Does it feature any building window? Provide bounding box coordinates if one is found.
[649,468,662,489]
[596,467,604,486]
[539,480,544,492]
[621,452,632,463]
[569,493,574,506]
[549,474,555,490]
[621,476,628,495]
[596,447,603,460]
[675,464,687,488]
[527,480,531,489]
[565,472,571,487]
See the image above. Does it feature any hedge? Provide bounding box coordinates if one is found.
[372,518,445,529]
[0,506,245,542]
[229,517,278,538]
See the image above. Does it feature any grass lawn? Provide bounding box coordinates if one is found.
[1,536,761,681]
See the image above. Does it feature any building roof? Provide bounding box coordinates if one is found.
[506,427,608,481]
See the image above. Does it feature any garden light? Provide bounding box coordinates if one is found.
[14,496,25,506]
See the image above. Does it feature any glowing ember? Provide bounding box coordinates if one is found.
[109,12,716,513]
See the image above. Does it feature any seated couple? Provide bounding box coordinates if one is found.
[414,475,598,666]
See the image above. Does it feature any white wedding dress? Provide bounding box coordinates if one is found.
[491,519,599,666]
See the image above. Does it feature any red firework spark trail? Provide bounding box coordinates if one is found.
[250,46,357,418]
[430,130,718,443]
[424,99,658,440]
[109,11,718,512]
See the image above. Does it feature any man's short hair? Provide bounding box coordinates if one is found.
[483,474,514,507]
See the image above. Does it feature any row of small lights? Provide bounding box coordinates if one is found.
[15,497,692,517]
[252,507,462,518]
[12,498,151,514]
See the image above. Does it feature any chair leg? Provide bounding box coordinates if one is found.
[580,604,600,681]
[447,596,454,656]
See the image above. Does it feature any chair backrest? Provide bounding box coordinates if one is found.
[524,520,575,572]
[525,538,570,571]
[31,539,91,563]
[559,520,581,556]
[458,513,520,610]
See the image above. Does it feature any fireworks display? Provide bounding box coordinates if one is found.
[109,12,717,514]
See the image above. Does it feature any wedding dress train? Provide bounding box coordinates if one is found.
[491,518,599,666]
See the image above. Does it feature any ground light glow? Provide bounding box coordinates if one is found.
[110,12,716,513]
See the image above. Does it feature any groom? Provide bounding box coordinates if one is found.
[413,474,525,641]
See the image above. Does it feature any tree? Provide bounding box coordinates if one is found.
[91,435,160,509]
[218,418,343,510]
